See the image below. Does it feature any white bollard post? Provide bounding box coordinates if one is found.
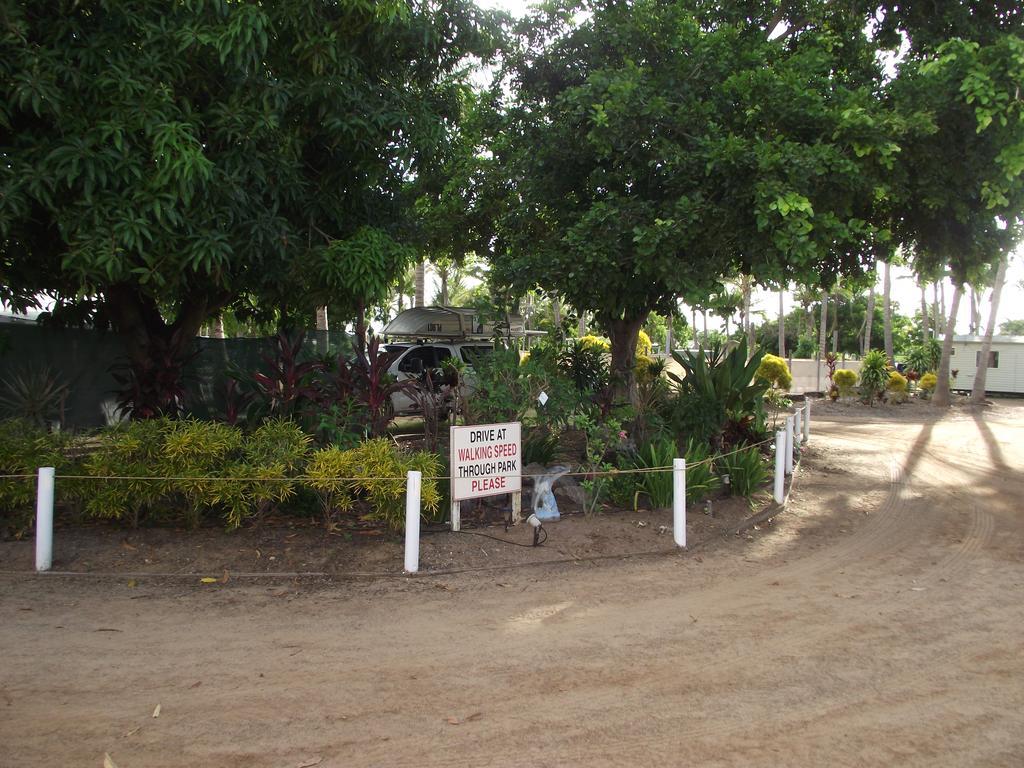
[785,416,794,476]
[404,470,422,573]
[773,430,786,504]
[803,399,811,443]
[35,467,55,572]
[672,458,686,548]
[794,409,802,446]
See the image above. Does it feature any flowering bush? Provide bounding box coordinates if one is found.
[919,372,938,394]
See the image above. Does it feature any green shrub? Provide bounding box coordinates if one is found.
[858,350,890,405]
[0,420,78,538]
[304,438,441,531]
[794,335,816,358]
[833,368,857,396]
[523,427,559,466]
[558,339,609,393]
[903,339,941,375]
[684,439,721,503]
[634,439,676,509]
[0,366,70,428]
[717,444,770,498]
[669,338,768,450]
[465,348,579,427]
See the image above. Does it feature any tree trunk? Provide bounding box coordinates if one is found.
[919,284,929,342]
[741,277,753,355]
[702,308,708,346]
[933,284,963,408]
[440,271,449,306]
[817,290,828,359]
[315,306,329,332]
[746,305,756,355]
[606,313,647,407]
[778,290,786,357]
[971,258,1008,404]
[831,292,839,354]
[932,283,940,336]
[883,261,894,366]
[212,316,225,339]
[104,284,221,418]
[414,261,426,307]
[969,288,980,335]
[864,278,875,354]
[578,311,587,336]
[664,311,673,357]
[551,295,562,327]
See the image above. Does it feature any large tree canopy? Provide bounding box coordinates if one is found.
[880,4,1024,405]
[0,0,497,413]
[479,0,895,397]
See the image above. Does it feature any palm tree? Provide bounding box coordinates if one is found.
[883,261,894,366]
[778,287,786,357]
[711,288,743,337]
[918,283,929,342]
[414,261,426,307]
[933,284,964,408]
[971,257,1009,403]
[863,273,876,354]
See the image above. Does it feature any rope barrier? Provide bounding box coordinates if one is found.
[6,437,776,484]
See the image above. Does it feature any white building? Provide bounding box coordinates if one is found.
[950,335,1024,394]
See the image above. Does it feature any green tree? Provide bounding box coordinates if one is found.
[999,319,1024,335]
[885,10,1024,407]
[481,1,894,402]
[0,0,497,415]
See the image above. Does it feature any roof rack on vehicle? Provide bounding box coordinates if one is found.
[382,305,544,341]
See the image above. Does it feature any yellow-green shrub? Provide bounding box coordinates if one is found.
[755,354,793,391]
[579,334,611,353]
[214,419,312,529]
[634,354,658,383]
[919,372,938,393]
[635,329,653,358]
[83,418,311,529]
[0,419,80,538]
[304,438,441,531]
[833,368,857,394]
[886,371,908,404]
[82,418,169,526]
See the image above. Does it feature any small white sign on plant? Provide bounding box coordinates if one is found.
[450,422,522,501]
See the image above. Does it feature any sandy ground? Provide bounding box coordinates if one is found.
[2,400,1023,767]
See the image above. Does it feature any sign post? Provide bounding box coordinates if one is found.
[449,422,522,532]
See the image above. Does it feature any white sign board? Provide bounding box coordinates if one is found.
[450,422,522,501]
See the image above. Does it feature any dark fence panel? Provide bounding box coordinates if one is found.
[0,324,351,429]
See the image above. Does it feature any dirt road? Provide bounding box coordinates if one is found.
[2,404,1023,767]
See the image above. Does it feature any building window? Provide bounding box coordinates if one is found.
[976,350,999,369]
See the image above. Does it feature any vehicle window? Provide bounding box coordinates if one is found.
[398,346,452,373]
[461,346,494,365]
